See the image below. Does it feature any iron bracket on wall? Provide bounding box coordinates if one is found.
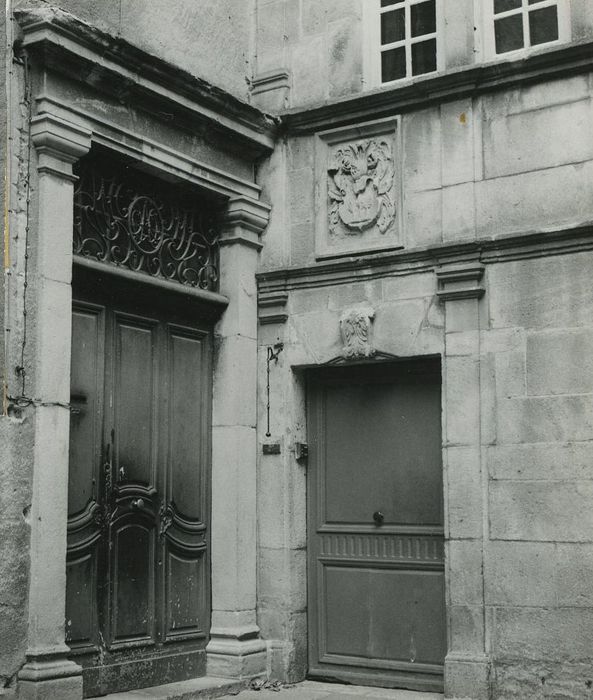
[265,343,284,437]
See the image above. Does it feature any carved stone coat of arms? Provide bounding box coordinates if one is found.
[315,117,401,258]
[328,138,395,237]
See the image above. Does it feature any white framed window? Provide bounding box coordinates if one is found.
[363,0,444,88]
[484,0,570,57]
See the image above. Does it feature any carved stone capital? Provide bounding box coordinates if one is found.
[258,291,288,325]
[31,114,91,180]
[220,197,271,250]
[250,69,291,112]
[436,262,485,302]
[223,197,271,234]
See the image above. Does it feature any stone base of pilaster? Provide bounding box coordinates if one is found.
[18,655,82,700]
[444,653,491,699]
[206,627,268,679]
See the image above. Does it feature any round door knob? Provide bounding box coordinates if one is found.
[132,498,144,509]
[373,511,384,525]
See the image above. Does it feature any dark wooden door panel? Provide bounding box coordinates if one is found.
[320,370,442,527]
[67,276,212,696]
[111,522,156,644]
[321,566,446,666]
[65,549,99,650]
[307,360,445,692]
[167,328,208,520]
[113,316,158,487]
[165,546,208,641]
[68,304,105,515]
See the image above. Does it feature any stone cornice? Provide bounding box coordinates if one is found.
[14,8,277,157]
[257,224,593,293]
[280,40,593,134]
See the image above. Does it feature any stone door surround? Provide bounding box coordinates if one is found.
[17,98,270,700]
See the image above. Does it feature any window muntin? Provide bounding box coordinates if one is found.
[379,0,438,83]
[491,0,563,55]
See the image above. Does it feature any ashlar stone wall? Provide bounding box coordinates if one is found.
[255,60,593,700]
[259,73,593,273]
[484,252,593,698]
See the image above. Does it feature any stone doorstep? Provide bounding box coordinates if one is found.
[102,676,248,699]
[99,679,444,700]
[225,681,444,699]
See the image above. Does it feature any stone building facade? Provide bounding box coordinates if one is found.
[2,1,593,699]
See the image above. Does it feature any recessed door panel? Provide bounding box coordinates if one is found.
[323,566,446,666]
[69,305,104,515]
[322,376,442,526]
[308,360,445,692]
[166,549,204,637]
[65,550,98,649]
[112,523,156,642]
[114,318,157,486]
[169,329,205,520]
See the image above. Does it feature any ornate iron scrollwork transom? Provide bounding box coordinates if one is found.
[73,155,222,290]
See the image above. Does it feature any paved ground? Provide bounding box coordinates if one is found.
[230,681,443,699]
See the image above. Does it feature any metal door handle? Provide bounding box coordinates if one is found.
[132,498,145,509]
[373,511,384,525]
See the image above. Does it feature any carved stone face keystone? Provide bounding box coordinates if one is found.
[340,306,376,359]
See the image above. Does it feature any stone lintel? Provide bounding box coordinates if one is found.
[436,262,485,302]
[258,291,288,325]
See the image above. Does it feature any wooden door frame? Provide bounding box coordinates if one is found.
[22,102,270,699]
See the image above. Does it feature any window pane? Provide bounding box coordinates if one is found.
[381,0,404,6]
[494,14,524,53]
[494,0,521,13]
[411,1,436,37]
[529,5,559,45]
[528,0,548,4]
[411,38,436,75]
[381,9,405,45]
[381,46,407,82]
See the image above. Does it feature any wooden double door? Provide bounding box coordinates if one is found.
[66,270,212,696]
[307,359,446,692]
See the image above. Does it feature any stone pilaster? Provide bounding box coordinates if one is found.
[207,196,271,679]
[17,114,91,700]
[436,262,491,700]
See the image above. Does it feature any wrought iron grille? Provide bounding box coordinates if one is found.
[73,156,222,290]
